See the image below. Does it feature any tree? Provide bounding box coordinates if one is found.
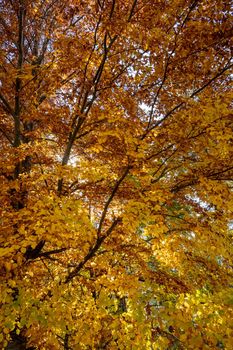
[0,0,232,349]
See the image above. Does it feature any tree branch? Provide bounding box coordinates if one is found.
[65,218,121,283]
[144,61,233,137]
[0,93,15,118]
[97,166,130,236]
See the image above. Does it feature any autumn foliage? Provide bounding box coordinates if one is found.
[0,0,233,349]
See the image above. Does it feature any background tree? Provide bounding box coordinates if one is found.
[0,0,232,349]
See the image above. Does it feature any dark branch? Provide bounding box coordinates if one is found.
[97,166,130,236]
[65,218,121,283]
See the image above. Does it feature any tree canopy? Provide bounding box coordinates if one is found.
[0,0,233,349]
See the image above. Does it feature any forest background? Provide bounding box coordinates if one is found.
[0,0,233,349]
